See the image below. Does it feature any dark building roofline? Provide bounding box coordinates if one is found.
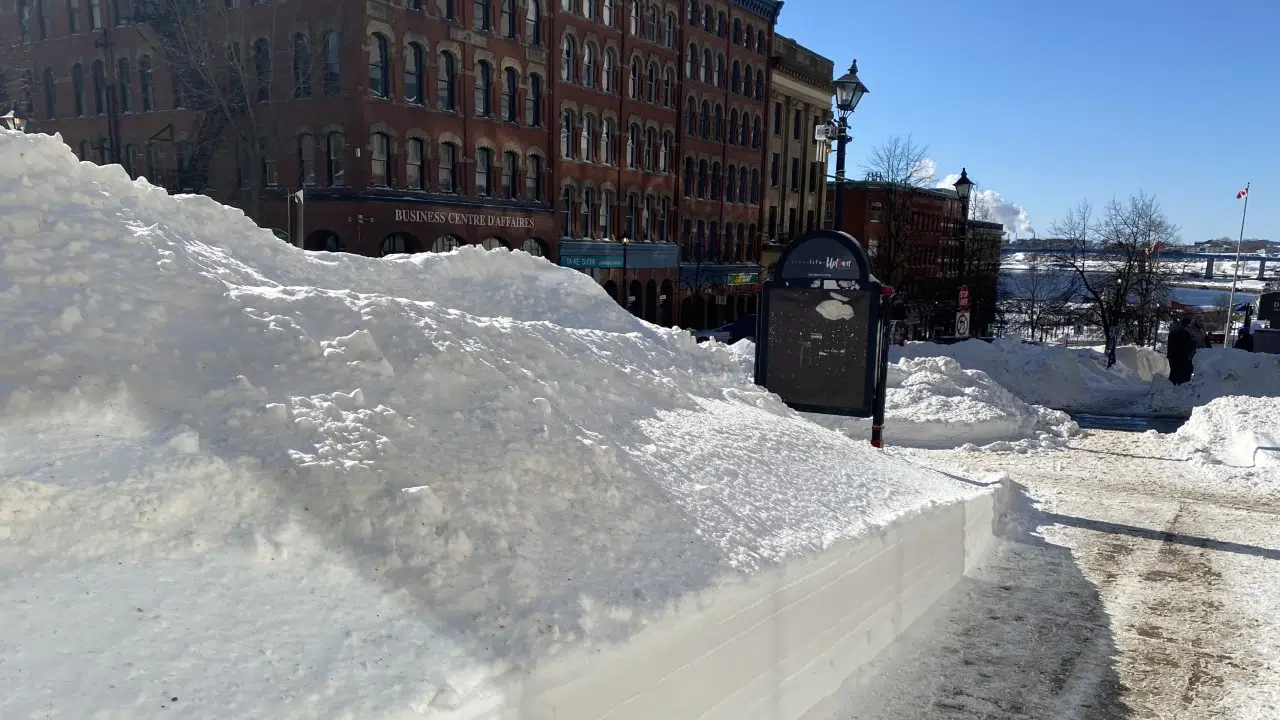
[731,0,783,23]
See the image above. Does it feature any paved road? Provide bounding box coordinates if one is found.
[806,430,1280,720]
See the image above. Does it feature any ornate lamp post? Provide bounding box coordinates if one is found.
[1,104,29,132]
[952,168,973,332]
[830,61,869,233]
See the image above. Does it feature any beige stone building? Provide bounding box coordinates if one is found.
[761,34,833,272]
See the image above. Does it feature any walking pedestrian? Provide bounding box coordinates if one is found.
[1166,316,1195,385]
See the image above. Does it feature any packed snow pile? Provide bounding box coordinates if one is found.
[1113,344,1170,381]
[1148,348,1280,414]
[1172,396,1280,469]
[893,338,1148,412]
[0,131,991,718]
[809,356,1079,451]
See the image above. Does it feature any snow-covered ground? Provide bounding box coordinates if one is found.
[810,430,1280,719]
[1173,396,1280,469]
[0,132,1005,717]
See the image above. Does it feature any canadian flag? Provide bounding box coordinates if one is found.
[1237,187,1249,199]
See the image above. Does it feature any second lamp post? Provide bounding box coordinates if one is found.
[831,61,869,233]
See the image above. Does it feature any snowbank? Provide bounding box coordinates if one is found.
[892,338,1147,412]
[1173,396,1280,469]
[1113,344,1170,381]
[0,131,994,718]
[1147,349,1280,414]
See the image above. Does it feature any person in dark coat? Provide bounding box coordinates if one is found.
[1166,317,1195,385]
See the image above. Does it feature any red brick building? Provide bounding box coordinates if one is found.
[1,0,780,327]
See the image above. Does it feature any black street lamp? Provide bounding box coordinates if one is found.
[1,104,29,133]
[348,213,373,248]
[831,61,869,233]
[621,236,630,309]
[952,168,973,331]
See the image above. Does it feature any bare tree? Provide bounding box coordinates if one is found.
[861,134,933,291]
[133,0,342,219]
[1050,193,1179,365]
[1005,252,1072,341]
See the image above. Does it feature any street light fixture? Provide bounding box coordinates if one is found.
[952,167,973,201]
[620,237,630,309]
[1,104,29,133]
[830,61,869,233]
[952,168,974,334]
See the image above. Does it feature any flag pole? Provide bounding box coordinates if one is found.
[1225,182,1250,342]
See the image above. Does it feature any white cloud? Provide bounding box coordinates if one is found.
[936,172,1034,236]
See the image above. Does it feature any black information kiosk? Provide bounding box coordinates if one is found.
[754,229,895,446]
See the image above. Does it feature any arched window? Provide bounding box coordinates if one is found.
[756,31,765,53]
[730,59,740,93]
[297,133,316,186]
[699,100,709,138]
[660,130,672,172]
[502,151,519,197]
[501,0,517,37]
[526,153,543,199]
[522,238,546,257]
[715,54,724,88]
[439,142,459,192]
[250,39,270,102]
[406,137,424,190]
[603,48,617,93]
[726,166,737,202]
[739,114,749,146]
[369,33,388,98]
[381,233,418,256]
[475,147,493,196]
[502,66,518,120]
[405,42,425,104]
[138,55,154,111]
[41,67,54,119]
[701,48,711,84]
[584,0,595,20]
[715,10,725,36]
[712,104,723,141]
[686,43,697,79]
[745,24,754,49]
[626,123,639,167]
[581,113,596,161]
[646,61,657,102]
[370,132,391,186]
[732,18,741,43]
[116,57,131,112]
[683,157,693,195]
[628,0,639,34]
[526,73,542,125]
[562,185,577,236]
[644,127,656,170]
[432,235,462,253]
[601,117,615,164]
[326,132,345,186]
[526,0,542,46]
[710,162,721,201]
[751,114,761,148]
[728,108,738,145]
[474,0,490,29]
[475,60,492,116]
[687,0,697,25]
[583,43,597,88]
[738,167,747,202]
[663,12,674,47]
[754,68,763,99]
[323,30,341,95]
[561,108,575,158]
[685,98,695,134]
[697,159,707,198]
[602,0,615,26]
[629,58,641,99]
[71,63,85,116]
[742,63,752,97]
[438,51,457,110]
[749,168,759,203]
[581,186,595,235]
[702,4,711,29]
[662,67,673,107]
[561,35,576,82]
[481,236,507,250]
[646,5,657,40]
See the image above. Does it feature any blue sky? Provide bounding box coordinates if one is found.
[777,0,1280,244]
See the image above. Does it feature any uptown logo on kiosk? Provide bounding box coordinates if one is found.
[393,208,536,229]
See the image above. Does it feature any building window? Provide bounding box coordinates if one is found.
[682,157,693,196]
[629,58,640,99]
[600,189,613,237]
[370,132,390,186]
[625,193,637,238]
[297,133,316,186]
[368,33,389,98]
[644,127,656,170]
[584,0,595,20]
[438,51,457,110]
[660,130,672,172]
[111,58,131,112]
[662,68,673,107]
[405,42,425,104]
[658,196,669,240]
[871,202,883,222]
[406,137,424,190]
[792,108,801,140]
[755,68,763,99]
[562,185,576,236]
[751,115,761,148]
[501,0,516,37]
[475,60,492,116]
[88,0,100,28]
[326,131,345,186]
[710,162,721,201]
[731,60,740,93]
[137,55,155,110]
[770,153,778,186]
[663,12,674,46]
[646,5,657,40]
[714,54,724,88]
[583,43,596,88]
[561,109,575,158]
[526,73,542,125]
[581,113,595,162]
[712,104,722,141]
[626,123,639,168]
[603,49,616,93]
[726,165,737,202]
[749,168,759,203]
[502,151,518,198]
[475,147,493,196]
[526,0,541,45]
[698,100,709,139]
[582,186,595,236]
[696,159,707,198]
[701,48,711,83]
[522,238,545,256]
[250,39,270,102]
[68,0,80,33]
[323,30,341,95]
[602,0,614,25]
[440,142,459,192]
[646,61,656,103]
[71,63,85,116]
[686,44,696,79]
[502,67,517,120]
[290,34,312,99]
[790,157,799,191]
[474,0,490,29]
[561,35,576,82]
[601,117,614,165]
[526,154,542,200]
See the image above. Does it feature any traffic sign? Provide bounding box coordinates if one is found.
[956,311,971,338]
[958,284,970,312]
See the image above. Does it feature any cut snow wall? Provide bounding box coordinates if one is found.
[508,483,1008,719]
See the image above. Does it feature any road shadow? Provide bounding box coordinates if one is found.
[1066,444,1187,462]
[1044,512,1280,561]
[808,480,1133,719]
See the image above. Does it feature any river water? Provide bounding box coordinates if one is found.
[1000,268,1261,307]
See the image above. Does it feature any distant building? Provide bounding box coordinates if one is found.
[759,33,832,275]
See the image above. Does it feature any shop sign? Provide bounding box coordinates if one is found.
[561,255,625,269]
[726,272,759,286]
[393,208,536,229]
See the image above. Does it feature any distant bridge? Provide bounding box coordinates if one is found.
[1001,247,1274,280]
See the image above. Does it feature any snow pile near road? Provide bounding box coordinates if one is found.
[0,131,988,718]
[1148,348,1280,414]
[1114,344,1170,381]
[893,338,1147,411]
[1172,396,1280,469]
[817,357,1079,451]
